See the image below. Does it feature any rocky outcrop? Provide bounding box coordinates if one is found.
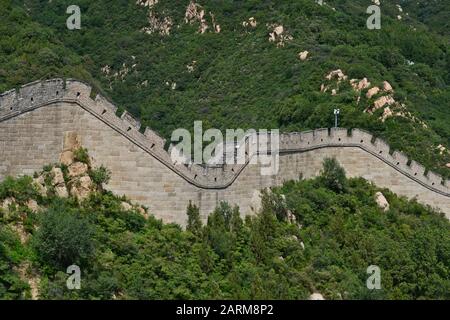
[242,17,257,28]
[184,1,220,34]
[68,162,89,178]
[268,24,293,47]
[366,87,380,99]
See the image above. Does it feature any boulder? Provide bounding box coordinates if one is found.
[298,50,309,61]
[446,163,450,168]
[309,293,325,300]
[375,192,390,212]
[51,167,65,186]
[68,162,89,178]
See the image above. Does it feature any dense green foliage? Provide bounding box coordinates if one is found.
[0,0,449,177]
[0,159,449,300]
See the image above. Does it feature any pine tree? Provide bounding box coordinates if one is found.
[186,201,202,235]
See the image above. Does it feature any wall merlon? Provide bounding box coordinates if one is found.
[313,128,329,142]
[409,160,426,176]
[373,138,390,155]
[300,130,315,145]
[329,127,349,143]
[64,79,92,99]
[426,171,443,186]
[95,94,118,114]
[392,151,409,166]
[144,127,166,149]
[120,111,141,131]
[350,128,373,145]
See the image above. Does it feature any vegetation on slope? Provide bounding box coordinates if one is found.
[0,158,449,300]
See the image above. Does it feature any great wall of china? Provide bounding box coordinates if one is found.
[0,79,449,225]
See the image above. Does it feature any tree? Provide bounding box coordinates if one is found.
[33,200,95,269]
[320,157,347,193]
[186,201,202,236]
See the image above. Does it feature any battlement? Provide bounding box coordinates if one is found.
[0,79,449,196]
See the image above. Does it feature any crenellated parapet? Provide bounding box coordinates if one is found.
[0,79,449,196]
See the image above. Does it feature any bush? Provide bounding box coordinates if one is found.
[320,157,347,192]
[33,201,95,269]
[73,148,90,165]
[90,165,111,186]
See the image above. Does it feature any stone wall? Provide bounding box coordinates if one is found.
[0,79,449,225]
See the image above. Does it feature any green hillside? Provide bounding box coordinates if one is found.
[1,158,449,299]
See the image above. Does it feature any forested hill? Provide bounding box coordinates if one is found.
[1,157,449,299]
[1,0,450,177]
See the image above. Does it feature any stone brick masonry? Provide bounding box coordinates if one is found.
[0,79,449,225]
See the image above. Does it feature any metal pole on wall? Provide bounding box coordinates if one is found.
[334,108,340,128]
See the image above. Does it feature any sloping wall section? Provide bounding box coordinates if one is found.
[0,79,449,225]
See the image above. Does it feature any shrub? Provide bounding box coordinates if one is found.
[33,201,95,269]
[186,201,202,236]
[73,148,90,165]
[320,157,347,193]
[90,165,111,186]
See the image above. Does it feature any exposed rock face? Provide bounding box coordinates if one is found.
[381,107,393,122]
[68,162,89,178]
[357,78,371,90]
[375,192,390,212]
[366,87,380,99]
[383,81,393,92]
[60,150,74,166]
[326,69,347,82]
[309,293,325,300]
[372,95,396,112]
[268,24,293,47]
[51,167,65,186]
[243,17,257,28]
[136,0,158,8]
[33,176,47,197]
[55,184,69,198]
[141,11,173,36]
[64,131,81,151]
[70,176,94,200]
[184,1,219,34]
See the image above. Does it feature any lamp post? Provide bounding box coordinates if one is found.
[334,108,340,128]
